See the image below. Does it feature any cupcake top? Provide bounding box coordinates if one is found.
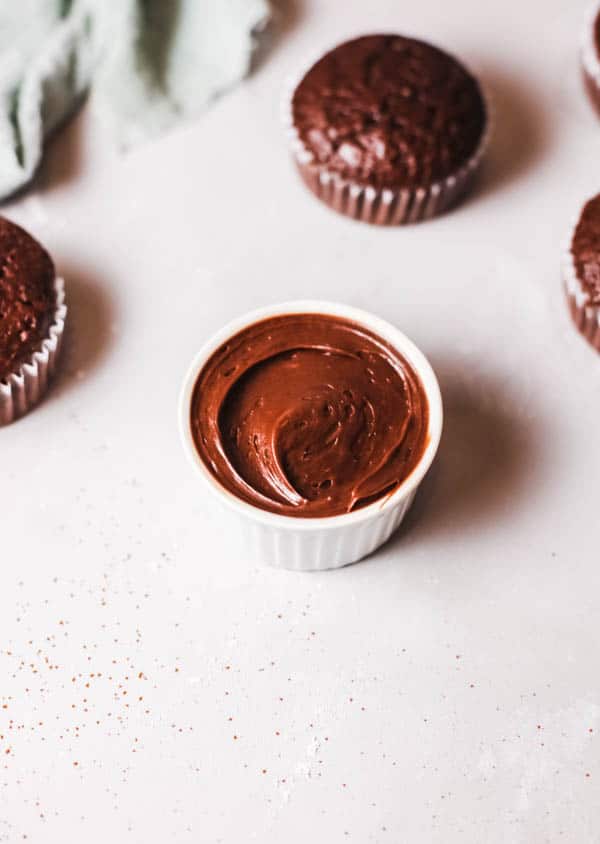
[190,313,429,518]
[291,34,486,191]
[571,194,600,305]
[0,217,56,382]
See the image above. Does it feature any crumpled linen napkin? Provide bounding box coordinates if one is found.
[0,0,270,199]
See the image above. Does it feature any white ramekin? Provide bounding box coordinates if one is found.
[179,301,443,571]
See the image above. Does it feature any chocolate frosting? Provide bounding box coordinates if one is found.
[0,216,56,381]
[190,313,429,518]
[292,34,486,190]
[571,194,600,304]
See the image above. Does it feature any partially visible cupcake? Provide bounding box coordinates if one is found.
[581,3,600,114]
[0,217,66,424]
[287,34,489,225]
[564,193,600,351]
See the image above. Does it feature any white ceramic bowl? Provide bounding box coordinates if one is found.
[179,301,443,571]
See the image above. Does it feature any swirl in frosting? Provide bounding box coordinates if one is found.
[190,313,429,517]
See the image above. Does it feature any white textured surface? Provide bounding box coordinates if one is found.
[1,0,600,841]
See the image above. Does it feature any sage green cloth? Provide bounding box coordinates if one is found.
[0,0,270,199]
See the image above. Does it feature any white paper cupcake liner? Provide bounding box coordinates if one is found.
[179,301,443,571]
[282,39,492,225]
[581,1,600,111]
[562,198,600,351]
[0,276,67,425]
[562,234,600,352]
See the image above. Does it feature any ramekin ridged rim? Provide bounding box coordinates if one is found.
[179,300,443,531]
[0,276,67,425]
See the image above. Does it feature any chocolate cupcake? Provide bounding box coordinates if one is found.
[563,193,600,351]
[582,3,600,114]
[287,34,489,225]
[0,217,66,424]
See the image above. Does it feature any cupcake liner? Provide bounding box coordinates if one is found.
[179,301,443,571]
[562,232,600,351]
[283,42,492,225]
[581,2,600,113]
[0,276,67,425]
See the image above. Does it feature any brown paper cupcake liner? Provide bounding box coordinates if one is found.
[562,239,600,352]
[283,49,492,225]
[0,277,67,425]
[582,2,600,114]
